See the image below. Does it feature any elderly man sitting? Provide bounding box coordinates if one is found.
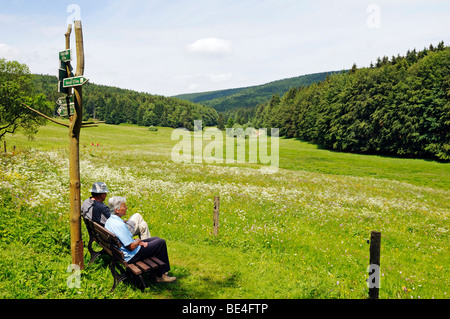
[81,182,151,240]
[105,196,176,283]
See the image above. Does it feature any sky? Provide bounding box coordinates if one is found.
[1,0,449,96]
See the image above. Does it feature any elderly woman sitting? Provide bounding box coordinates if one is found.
[105,196,176,283]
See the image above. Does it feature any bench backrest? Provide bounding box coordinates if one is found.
[83,217,128,267]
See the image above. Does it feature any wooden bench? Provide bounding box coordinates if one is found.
[83,216,165,292]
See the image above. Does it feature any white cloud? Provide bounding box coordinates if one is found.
[207,72,233,82]
[186,38,232,58]
[188,83,200,91]
[0,43,22,61]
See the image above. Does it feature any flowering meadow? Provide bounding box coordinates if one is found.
[0,122,448,299]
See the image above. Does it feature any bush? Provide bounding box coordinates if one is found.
[148,125,158,132]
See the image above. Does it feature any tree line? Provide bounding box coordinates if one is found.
[33,74,218,130]
[3,41,449,161]
[177,71,337,112]
[247,42,449,161]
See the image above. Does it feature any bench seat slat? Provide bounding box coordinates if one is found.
[150,257,165,267]
[135,261,151,272]
[127,264,142,276]
[143,258,158,269]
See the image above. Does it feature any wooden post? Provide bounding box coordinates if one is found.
[368,231,381,299]
[64,24,73,99]
[213,196,220,236]
[68,20,84,270]
[19,20,102,269]
[65,24,71,50]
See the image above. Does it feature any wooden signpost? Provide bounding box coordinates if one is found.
[67,20,85,270]
[22,20,103,270]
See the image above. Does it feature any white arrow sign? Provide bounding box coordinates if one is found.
[63,76,89,88]
[56,96,74,106]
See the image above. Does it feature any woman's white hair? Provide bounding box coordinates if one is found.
[107,196,126,214]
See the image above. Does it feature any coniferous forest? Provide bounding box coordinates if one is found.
[250,42,450,161]
[29,42,449,161]
[32,75,219,130]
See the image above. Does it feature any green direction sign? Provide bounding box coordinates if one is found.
[56,96,75,117]
[63,76,89,88]
[59,49,72,62]
[56,96,74,106]
[57,104,75,117]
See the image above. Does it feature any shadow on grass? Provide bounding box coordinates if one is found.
[137,266,241,299]
[88,255,241,298]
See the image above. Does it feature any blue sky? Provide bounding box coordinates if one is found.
[1,0,449,96]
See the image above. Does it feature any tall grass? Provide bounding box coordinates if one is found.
[0,122,448,299]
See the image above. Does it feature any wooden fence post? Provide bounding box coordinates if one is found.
[213,196,220,236]
[368,231,381,299]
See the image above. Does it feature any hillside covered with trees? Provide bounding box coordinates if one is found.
[175,71,340,112]
[33,75,218,130]
[11,41,449,161]
[251,42,449,161]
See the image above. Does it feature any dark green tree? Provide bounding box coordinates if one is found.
[217,112,225,130]
[226,116,234,128]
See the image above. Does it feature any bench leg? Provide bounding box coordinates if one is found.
[133,273,146,292]
[86,238,105,266]
[110,263,151,292]
[109,267,147,292]
[109,262,127,293]
[88,250,105,266]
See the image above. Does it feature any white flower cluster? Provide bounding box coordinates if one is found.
[2,149,448,226]
[1,150,68,209]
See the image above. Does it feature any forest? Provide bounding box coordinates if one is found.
[33,75,218,130]
[248,42,450,161]
[175,71,339,112]
[4,41,449,161]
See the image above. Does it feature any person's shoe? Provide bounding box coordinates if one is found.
[156,274,177,283]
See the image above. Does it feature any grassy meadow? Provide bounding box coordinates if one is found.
[0,121,448,299]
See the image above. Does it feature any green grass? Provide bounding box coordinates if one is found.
[279,138,449,190]
[0,122,448,299]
